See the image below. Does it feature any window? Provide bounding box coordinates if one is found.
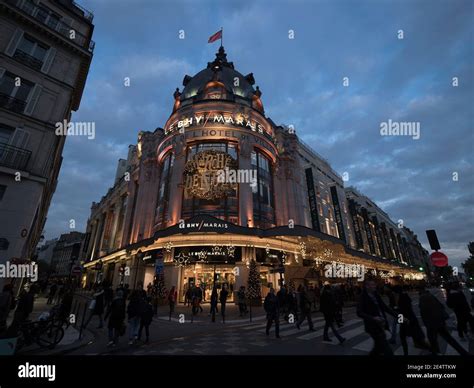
[251,149,275,228]
[35,5,61,30]
[14,35,49,70]
[0,72,34,113]
[155,153,174,226]
[181,142,239,223]
[0,124,14,144]
[0,185,6,201]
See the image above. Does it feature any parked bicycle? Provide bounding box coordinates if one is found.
[16,315,64,351]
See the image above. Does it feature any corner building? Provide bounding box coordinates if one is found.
[83,47,422,301]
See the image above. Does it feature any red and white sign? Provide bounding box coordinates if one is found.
[430,251,448,267]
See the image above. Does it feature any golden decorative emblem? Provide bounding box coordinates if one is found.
[183,150,238,200]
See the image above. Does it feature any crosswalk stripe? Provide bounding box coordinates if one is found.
[298,319,360,340]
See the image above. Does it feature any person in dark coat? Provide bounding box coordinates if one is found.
[127,290,145,345]
[277,286,288,320]
[210,287,219,322]
[320,283,345,343]
[393,286,430,355]
[103,283,114,311]
[138,297,154,343]
[83,286,105,329]
[357,278,396,356]
[105,290,126,346]
[419,286,470,355]
[219,284,229,323]
[0,284,14,334]
[47,283,57,305]
[296,285,315,331]
[167,286,177,321]
[237,286,248,317]
[8,286,35,336]
[446,282,474,339]
[264,288,280,338]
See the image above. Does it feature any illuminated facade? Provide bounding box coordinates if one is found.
[82,47,423,300]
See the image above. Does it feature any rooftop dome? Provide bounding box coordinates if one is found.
[176,46,263,112]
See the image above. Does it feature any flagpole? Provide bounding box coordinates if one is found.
[220,27,223,47]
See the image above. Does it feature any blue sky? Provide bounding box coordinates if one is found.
[43,0,474,270]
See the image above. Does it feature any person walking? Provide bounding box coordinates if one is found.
[393,286,430,355]
[357,278,396,356]
[185,286,192,307]
[0,284,14,335]
[8,286,35,335]
[296,285,315,331]
[167,286,177,321]
[264,288,280,338]
[83,286,105,329]
[47,283,57,305]
[446,282,474,340]
[210,286,219,322]
[419,286,470,355]
[237,286,247,317]
[138,297,154,343]
[105,290,126,346]
[103,283,114,312]
[219,284,229,323]
[127,290,145,345]
[320,283,346,344]
[384,285,398,344]
[277,286,288,321]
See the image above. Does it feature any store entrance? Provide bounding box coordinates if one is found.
[181,263,236,303]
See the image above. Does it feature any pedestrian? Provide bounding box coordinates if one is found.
[138,297,154,343]
[419,285,470,355]
[0,284,15,335]
[307,285,317,313]
[357,278,396,356]
[264,288,280,338]
[47,283,57,305]
[296,285,315,331]
[334,285,345,327]
[277,285,288,320]
[127,290,145,345]
[105,290,126,346]
[83,286,105,329]
[103,282,114,311]
[8,285,35,336]
[446,282,474,340]
[237,286,247,317]
[220,284,229,323]
[384,285,398,344]
[393,286,430,355]
[320,282,346,344]
[167,286,177,321]
[210,286,218,322]
[185,286,192,307]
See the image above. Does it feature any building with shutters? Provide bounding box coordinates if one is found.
[50,231,83,278]
[82,47,424,301]
[0,0,94,289]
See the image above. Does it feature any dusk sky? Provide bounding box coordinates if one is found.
[43,0,473,271]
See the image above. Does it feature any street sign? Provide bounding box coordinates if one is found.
[430,251,448,267]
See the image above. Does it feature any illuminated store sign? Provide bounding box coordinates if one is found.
[165,112,273,138]
[183,150,238,200]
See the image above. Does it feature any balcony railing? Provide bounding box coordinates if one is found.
[5,0,95,53]
[0,142,31,171]
[13,49,44,71]
[72,1,94,22]
[0,92,27,114]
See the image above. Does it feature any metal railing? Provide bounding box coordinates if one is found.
[0,92,27,114]
[0,141,32,171]
[5,0,95,53]
[13,49,44,71]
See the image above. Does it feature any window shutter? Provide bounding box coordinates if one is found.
[9,128,30,149]
[24,84,42,116]
[5,29,24,57]
[41,47,56,74]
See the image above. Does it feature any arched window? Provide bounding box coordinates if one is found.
[251,149,275,228]
[155,152,174,227]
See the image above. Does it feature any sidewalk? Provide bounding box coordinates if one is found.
[6,296,95,355]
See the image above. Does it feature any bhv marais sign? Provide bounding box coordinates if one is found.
[165,112,273,138]
[184,150,238,200]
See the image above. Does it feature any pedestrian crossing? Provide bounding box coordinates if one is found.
[234,312,471,355]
